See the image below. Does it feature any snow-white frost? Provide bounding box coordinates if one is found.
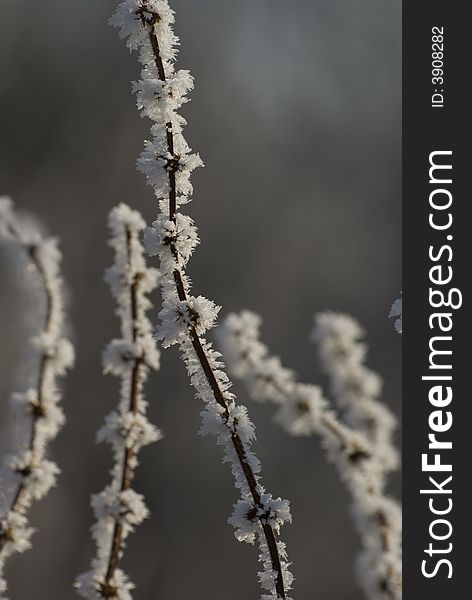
[110,3,293,597]
[220,310,402,600]
[75,204,162,599]
[0,197,74,598]
[157,295,220,347]
[144,213,199,264]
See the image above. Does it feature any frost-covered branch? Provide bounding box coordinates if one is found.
[220,311,401,600]
[0,197,74,598]
[76,204,162,600]
[110,3,293,598]
[389,295,402,335]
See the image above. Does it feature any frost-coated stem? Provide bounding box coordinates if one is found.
[220,311,401,600]
[110,3,292,598]
[0,197,74,598]
[76,204,162,600]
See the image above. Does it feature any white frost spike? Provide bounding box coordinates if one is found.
[220,310,402,599]
[75,569,134,600]
[110,3,293,597]
[389,295,402,335]
[134,69,194,122]
[97,411,160,452]
[0,197,74,596]
[0,514,33,560]
[91,488,149,528]
[5,455,60,504]
[228,500,259,544]
[75,204,162,599]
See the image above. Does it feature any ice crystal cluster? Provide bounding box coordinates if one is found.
[220,310,402,600]
[110,3,293,597]
[0,197,74,598]
[76,204,162,599]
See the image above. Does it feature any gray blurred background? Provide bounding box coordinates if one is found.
[0,0,401,598]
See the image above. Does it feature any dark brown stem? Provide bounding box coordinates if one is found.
[103,227,146,589]
[141,9,287,598]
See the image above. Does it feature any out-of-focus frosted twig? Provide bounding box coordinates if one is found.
[311,312,401,598]
[0,197,74,598]
[220,310,401,600]
[110,3,293,598]
[311,312,398,473]
[389,296,402,335]
[75,204,162,600]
